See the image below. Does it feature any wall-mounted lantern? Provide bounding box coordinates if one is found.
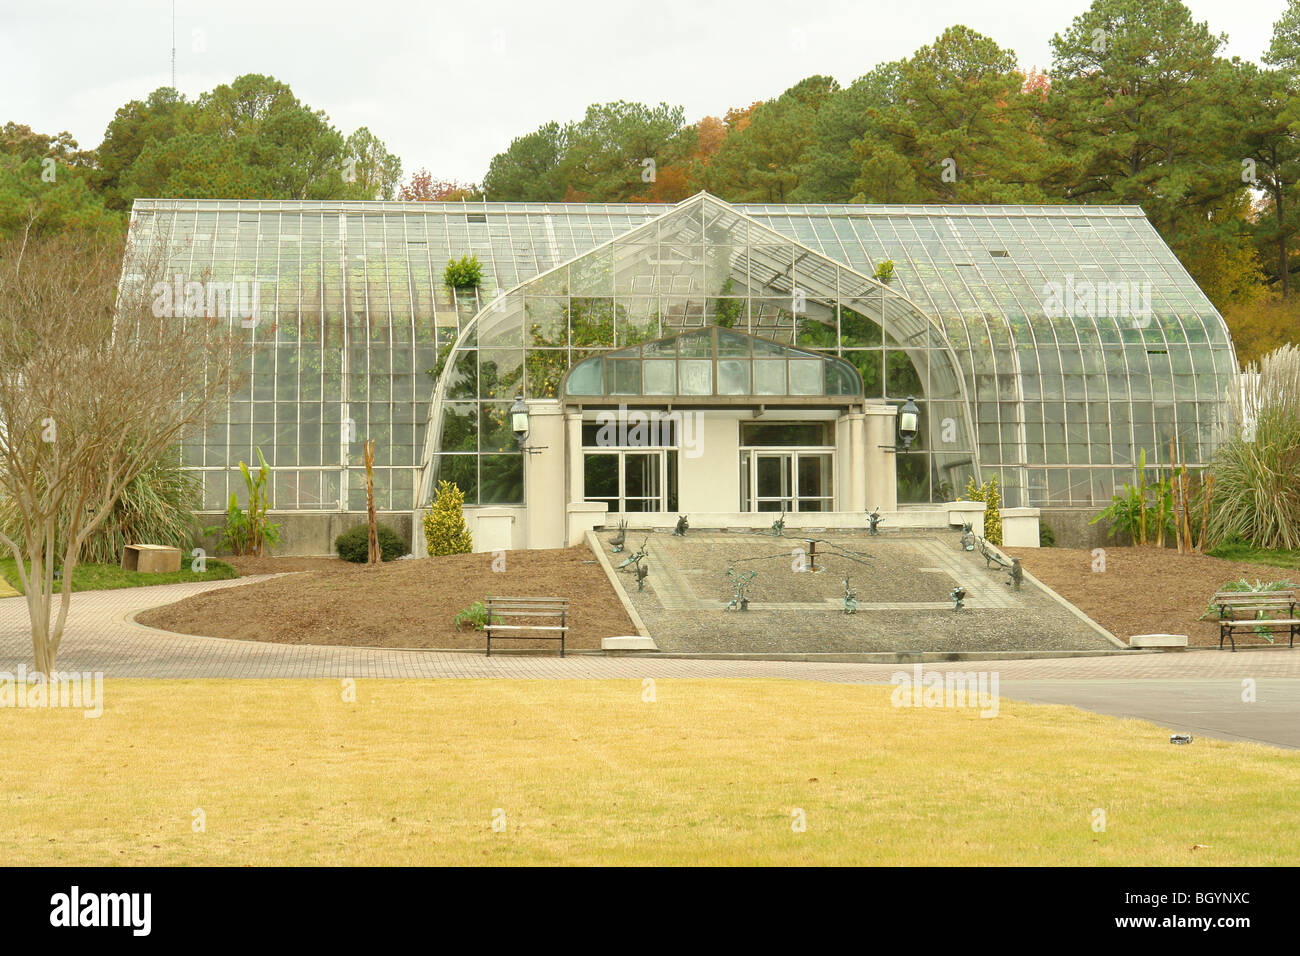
[898,396,920,450]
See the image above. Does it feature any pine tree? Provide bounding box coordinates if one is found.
[424,480,473,556]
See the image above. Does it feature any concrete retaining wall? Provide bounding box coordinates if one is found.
[1038,508,1111,550]
[196,511,415,557]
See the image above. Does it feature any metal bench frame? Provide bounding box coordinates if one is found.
[484,596,569,657]
[1211,590,1299,652]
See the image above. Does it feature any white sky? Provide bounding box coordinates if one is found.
[0,0,1288,183]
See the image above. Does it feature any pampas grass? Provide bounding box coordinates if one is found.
[1209,345,1300,550]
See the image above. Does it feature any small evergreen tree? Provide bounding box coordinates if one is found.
[444,254,482,289]
[424,480,473,556]
[962,475,1002,545]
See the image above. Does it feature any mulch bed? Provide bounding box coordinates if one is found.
[137,547,636,650]
[1006,546,1300,648]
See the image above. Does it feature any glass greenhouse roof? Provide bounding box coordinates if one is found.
[124,193,1237,511]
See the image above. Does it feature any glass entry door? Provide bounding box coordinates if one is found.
[741,450,834,512]
[753,453,793,512]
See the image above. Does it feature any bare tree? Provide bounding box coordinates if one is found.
[0,225,247,674]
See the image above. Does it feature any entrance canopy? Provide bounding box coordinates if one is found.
[562,326,863,404]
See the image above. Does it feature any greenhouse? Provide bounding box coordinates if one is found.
[121,191,1237,551]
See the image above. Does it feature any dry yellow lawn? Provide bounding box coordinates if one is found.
[1,679,1297,866]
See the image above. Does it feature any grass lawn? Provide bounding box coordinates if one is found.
[1206,541,1300,574]
[1,679,1296,866]
[0,557,237,595]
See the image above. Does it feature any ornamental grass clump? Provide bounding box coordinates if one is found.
[1208,345,1300,550]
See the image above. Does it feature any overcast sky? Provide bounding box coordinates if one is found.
[0,0,1290,183]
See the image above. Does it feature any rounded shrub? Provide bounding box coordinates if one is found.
[1039,521,1055,547]
[335,522,406,563]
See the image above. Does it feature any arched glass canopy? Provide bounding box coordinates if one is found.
[418,193,977,506]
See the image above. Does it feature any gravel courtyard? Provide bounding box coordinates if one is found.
[601,528,1118,653]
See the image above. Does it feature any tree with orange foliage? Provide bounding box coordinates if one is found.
[397,168,481,201]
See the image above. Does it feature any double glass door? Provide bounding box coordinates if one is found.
[740,450,833,512]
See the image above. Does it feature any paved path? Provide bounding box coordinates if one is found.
[2,578,1298,748]
[997,680,1300,750]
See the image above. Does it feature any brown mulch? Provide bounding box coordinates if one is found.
[221,555,347,575]
[137,547,636,650]
[1005,546,1300,648]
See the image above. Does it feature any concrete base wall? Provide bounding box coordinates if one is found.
[1038,508,1110,550]
[196,511,415,557]
[198,505,1104,556]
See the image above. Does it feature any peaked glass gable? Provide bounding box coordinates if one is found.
[420,194,977,505]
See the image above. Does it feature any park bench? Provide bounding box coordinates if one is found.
[484,596,569,657]
[1209,590,1299,652]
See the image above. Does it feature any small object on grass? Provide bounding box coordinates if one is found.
[1170,733,1193,745]
[950,585,966,611]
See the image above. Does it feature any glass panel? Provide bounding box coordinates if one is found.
[753,360,786,395]
[678,359,712,395]
[789,359,823,395]
[623,452,662,511]
[754,453,793,512]
[741,423,832,446]
[584,453,619,509]
[717,359,750,395]
[643,359,677,395]
[796,453,833,511]
[480,454,523,504]
[608,359,641,395]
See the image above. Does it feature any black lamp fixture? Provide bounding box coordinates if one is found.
[509,395,547,456]
[898,396,920,450]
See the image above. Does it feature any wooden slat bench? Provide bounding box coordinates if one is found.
[484,596,569,657]
[1210,590,1299,652]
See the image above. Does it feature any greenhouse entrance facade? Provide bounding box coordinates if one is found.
[121,191,1238,553]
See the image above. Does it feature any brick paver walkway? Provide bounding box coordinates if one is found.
[1,577,1297,681]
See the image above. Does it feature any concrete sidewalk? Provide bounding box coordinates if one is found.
[2,578,1298,748]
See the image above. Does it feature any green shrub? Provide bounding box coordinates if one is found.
[335,522,406,563]
[961,475,1002,545]
[873,259,895,284]
[454,600,488,631]
[1039,521,1055,547]
[444,254,482,289]
[424,480,473,556]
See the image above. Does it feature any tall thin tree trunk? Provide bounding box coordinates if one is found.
[364,439,378,564]
[1279,189,1288,299]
